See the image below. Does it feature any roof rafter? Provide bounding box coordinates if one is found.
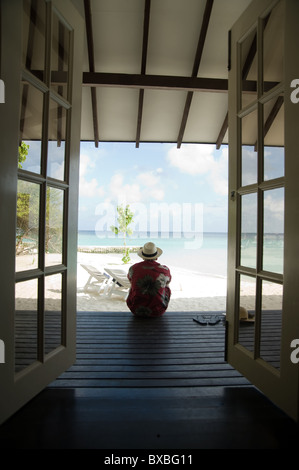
[31,70,275,93]
[177,0,214,148]
[82,72,229,92]
[84,0,99,147]
[136,0,151,148]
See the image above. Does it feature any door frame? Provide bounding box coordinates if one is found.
[0,0,83,425]
[226,0,299,422]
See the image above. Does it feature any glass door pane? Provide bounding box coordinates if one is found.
[259,281,283,370]
[263,95,284,180]
[45,273,63,355]
[22,0,46,81]
[263,1,284,94]
[263,188,284,274]
[241,109,258,186]
[47,99,67,180]
[237,274,256,353]
[240,193,257,269]
[51,12,70,100]
[15,279,39,373]
[16,180,40,272]
[240,28,258,109]
[45,187,64,266]
[19,81,44,174]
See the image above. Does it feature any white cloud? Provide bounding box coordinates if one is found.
[80,177,105,198]
[80,153,94,177]
[209,147,228,196]
[108,173,142,204]
[264,191,285,232]
[167,144,228,196]
[137,170,165,201]
[167,144,215,175]
[79,153,105,198]
[138,171,160,188]
[106,170,165,204]
[148,188,164,201]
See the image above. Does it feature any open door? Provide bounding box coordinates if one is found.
[227,0,299,422]
[0,0,83,425]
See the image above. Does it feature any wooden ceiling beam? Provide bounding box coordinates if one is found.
[177,0,214,148]
[84,0,99,147]
[82,72,229,92]
[136,0,151,148]
[30,69,277,93]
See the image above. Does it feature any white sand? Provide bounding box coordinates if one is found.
[16,251,283,313]
[76,251,227,312]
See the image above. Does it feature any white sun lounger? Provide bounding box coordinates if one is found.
[104,267,131,300]
[81,264,111,294]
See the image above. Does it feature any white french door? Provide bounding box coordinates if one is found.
[227,0,299,422]
[0,0,83,425]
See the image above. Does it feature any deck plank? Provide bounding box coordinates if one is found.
[3,311,299,449]
[49,311,250,389]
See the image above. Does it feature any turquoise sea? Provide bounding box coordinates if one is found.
[78,231,284,278]
[78,231,228,277]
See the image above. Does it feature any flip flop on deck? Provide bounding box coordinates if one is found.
[193,314,224,326]
[208,315,222,325]
[193,315,208,325]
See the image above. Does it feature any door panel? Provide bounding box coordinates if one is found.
[0,0,83,425]
[227,0,299,421]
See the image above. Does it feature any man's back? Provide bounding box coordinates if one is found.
[126,260,171,317]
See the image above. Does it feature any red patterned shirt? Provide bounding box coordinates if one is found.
[126,260,172,317]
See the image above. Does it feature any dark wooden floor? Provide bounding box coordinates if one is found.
[1,311,299,450]
[51,311,249,389]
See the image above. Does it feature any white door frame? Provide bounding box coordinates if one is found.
[226,0,299,422]
[0,0,83,425]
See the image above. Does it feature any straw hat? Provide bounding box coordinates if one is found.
[239,306,255,322]
[138,242,163,260]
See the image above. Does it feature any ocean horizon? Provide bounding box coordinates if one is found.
[78,231,228,277]
[77,230,284,278]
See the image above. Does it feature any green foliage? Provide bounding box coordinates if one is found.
[18,142,29,169]
[110,204,134,264]
[16,182,63,256]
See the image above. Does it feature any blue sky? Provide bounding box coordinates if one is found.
[20,139,284,235]
[78,142,229,233]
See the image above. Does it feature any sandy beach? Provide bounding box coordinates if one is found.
[76,251,228,313]
[15,250,283,314]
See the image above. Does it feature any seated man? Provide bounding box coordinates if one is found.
[126,242,172,317]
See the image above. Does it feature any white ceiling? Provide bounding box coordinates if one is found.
[74,0,253,146]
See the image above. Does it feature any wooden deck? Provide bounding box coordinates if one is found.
[1,310,299,449]
[50,311,249,389]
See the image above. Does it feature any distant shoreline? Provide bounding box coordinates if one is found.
[77,246,140,254]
